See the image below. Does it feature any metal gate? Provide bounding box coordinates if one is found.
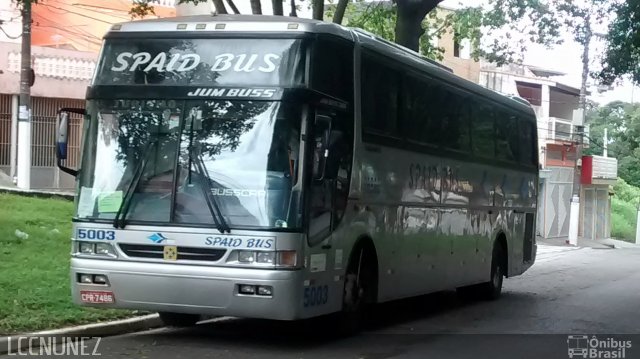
[542,167,574,238]
[0,94,12,177]
[582,186,610,240]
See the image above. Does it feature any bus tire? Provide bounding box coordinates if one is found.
[338,244,376,335]
[158,312,200,327]
[478,241,506,300]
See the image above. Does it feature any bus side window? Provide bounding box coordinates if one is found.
[472,103,495,159]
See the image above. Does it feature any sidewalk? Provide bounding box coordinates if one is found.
[537,235,639,249]
[0,186,74,200]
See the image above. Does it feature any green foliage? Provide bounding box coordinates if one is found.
[608,178,640,242]
[337,2,482,62]
[613,177,640,204]
[585,101,640,187]
[599,1,640,85]
[129,0,156,19]
[611,197,636,241]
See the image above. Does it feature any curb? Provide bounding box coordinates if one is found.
[0,314,163,355]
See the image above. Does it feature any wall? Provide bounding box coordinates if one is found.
[439,29,480,83]
[549,88,579,121]
[0,41,96,98]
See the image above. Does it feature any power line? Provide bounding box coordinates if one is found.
[0,25,21,39]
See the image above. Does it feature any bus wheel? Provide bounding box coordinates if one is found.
[478,242,505,300]
[339,246,375,335]
[158,312,200,327]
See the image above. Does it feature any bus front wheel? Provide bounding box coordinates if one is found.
[338,244,377,335]
[158,312,200,327]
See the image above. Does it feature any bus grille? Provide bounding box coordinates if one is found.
[118,244,226,262]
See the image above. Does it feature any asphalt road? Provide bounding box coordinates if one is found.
[8,244,640,358]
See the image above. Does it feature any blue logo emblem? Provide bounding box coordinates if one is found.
[148,233,167,243]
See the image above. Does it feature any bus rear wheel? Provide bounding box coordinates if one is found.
[158,312,200,327]
[477,242,505,300]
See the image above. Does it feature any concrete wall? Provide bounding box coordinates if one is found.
[0,41,96,98]
[549,88,579,121]
[439,29,480,83]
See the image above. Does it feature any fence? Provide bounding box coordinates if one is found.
[0,95,85,189]
[0,95,12,170]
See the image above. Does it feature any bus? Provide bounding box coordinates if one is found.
[55,14,538,330]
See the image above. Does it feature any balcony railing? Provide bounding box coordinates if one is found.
[7,52,96,81]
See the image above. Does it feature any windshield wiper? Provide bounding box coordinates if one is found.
[189,149,231,233]
[113,140,155,229]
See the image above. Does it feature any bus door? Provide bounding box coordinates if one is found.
[306,107,353,274]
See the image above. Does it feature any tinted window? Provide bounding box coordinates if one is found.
[496,113,518,162]
[401,76,440,146]
[361,53,399,137]
[519,119,537,166]
[312,38,354,102]
[472,104,495,158]
[441,89,471,152]
[95,38,306,86]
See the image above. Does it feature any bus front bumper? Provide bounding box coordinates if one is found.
[70,258,305,320]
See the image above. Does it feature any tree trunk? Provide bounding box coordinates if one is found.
[212,0,228,14]
[250,0,262,14]
[226,0,240,14]
[332,0,349,24]
[272,0,284,15]
[394,0,442,51]
[289,0,297,16]
[312,0,324,20]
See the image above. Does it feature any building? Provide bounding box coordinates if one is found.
[0,0,174,190]
[479,63,617,241]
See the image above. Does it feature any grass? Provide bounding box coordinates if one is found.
[0,192,137,335]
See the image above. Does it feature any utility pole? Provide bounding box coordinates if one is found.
[568,13,591,246]
[17,0,32,190]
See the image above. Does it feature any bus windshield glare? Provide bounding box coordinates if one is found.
[76,99,303,230]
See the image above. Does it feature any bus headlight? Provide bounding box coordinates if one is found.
[75,241,117,258]
[230,250,297,267]
[95,243,116,256]
[79,242,95,254]
[238,251,255,263]
[256,252,275,264]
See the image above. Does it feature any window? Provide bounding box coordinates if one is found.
[401,76,440,146]
[472,103,494,158]
[495,113,519,162]
[312,37,354,102]
[519,119,537,167]
[361,53,399,137]
[441,89,471,152]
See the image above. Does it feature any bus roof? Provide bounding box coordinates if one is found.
[106,14,536,117]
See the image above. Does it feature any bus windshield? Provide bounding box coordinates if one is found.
[76,99,303,230]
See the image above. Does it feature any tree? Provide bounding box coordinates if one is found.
[584,101,640,187]
[599,1,640,85]
[272,0,284,16]
[250,0,262,15]
[393,0,441,52]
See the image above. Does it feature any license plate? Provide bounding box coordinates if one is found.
[80,290,115,304]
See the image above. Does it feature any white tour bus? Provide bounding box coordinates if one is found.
[55,15,538,330]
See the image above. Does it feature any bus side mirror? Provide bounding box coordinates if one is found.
[312,115,332,182]
[56,111,69,160]
[55,107,85,177]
